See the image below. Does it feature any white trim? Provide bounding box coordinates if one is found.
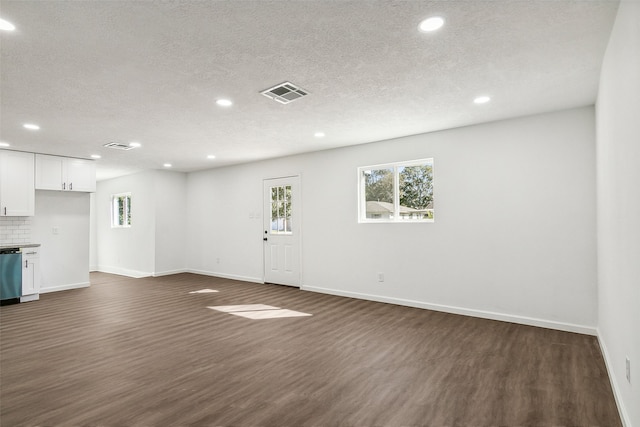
[20,293,39,302]
[302,285,597,336]
[153,269,188,277]
[597,330,631,427]
[187,269,263,284]
[96,265,151,278]
[40,281,90,293]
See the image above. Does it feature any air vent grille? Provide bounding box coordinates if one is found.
[260,81,309,104]
[103,142,134,150]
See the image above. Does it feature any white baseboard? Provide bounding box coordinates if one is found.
[40,281,90,294]
[303,285,597,336]
[187,269,263,284]
[20,293,39,302]
[95,265,152,278]
[597,330,631,427]
[153,269,188,277]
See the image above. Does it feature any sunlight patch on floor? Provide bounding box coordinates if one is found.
[208,304,279,312]
[188,289,219,294]
[207,304,312,319]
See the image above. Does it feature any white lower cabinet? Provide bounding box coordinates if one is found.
[21,247,40,302]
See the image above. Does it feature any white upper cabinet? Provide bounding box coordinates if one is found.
[0,150,35,216]
[65,158,96,192]
[35,154,96,192]
[35,154,64,190]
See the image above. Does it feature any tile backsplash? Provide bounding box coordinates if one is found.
[0,217,32,246]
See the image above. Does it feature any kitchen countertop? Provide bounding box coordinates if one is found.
[0,243,41,250]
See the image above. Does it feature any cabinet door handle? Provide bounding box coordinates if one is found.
[3,207,5,215]
[63,182,66,190]
[70,182,73,191]
[25,260,28,268]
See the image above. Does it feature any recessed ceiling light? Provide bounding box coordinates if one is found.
[0,142,10,147]
[129,141,141,147]
[23,123,40,130]
[163,163,172,168]
[207,155,216,159]
[314,132,325,138]
[0,18,16,32]
[216,99,233,107]
[419,16,444,32]
[90,154,101,159]
[473,96,491,104]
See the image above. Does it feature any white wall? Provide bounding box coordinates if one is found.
[186,166,265,282]
[95,170,186,277]
[31,191,90,292]
[153,171,187,275]
[596,1,640,426]
[96,171,156,277]
[187,107,597,333]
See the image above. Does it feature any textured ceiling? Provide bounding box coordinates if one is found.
[0,0,619,180]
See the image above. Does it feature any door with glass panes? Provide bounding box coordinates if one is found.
[263,176,300,287]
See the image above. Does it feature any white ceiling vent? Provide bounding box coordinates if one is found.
[103,142,134,150]
[260,81,309,104]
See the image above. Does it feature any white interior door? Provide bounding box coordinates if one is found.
[263,176,300,287]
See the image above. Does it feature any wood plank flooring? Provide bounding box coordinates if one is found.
[0,272,621,426]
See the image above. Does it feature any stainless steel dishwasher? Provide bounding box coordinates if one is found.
[0,248,22,304]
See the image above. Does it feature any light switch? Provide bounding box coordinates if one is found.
[52,226,60,235]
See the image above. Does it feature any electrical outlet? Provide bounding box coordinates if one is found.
[52,226,59,235]
[626,357,631,383]
[377,273,384,282]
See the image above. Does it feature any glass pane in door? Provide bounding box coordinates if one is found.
[270,185,292,234]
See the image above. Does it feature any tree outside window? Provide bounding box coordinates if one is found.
[359,159,434,222]
[111,193,132,227]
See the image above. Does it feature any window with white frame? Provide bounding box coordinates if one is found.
[111,193,132,228]
[358,159,434,223]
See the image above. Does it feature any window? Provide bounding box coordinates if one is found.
[111,193,131,228]
[270,185,292,234]
[358,159,434,223]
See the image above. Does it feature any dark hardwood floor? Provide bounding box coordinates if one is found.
[1,272,621,426]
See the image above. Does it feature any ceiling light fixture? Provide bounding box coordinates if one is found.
[419,16,445,32]
[314,132,325,138]
[128,141,141,147]
[216,99,233,107]
[207,155,216,159]
[0,18,16,32]
[23,123,40,130]
[163,163,172,168]
[91,154,101,159]
[0,142,10,147]
[473,96,491,104]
